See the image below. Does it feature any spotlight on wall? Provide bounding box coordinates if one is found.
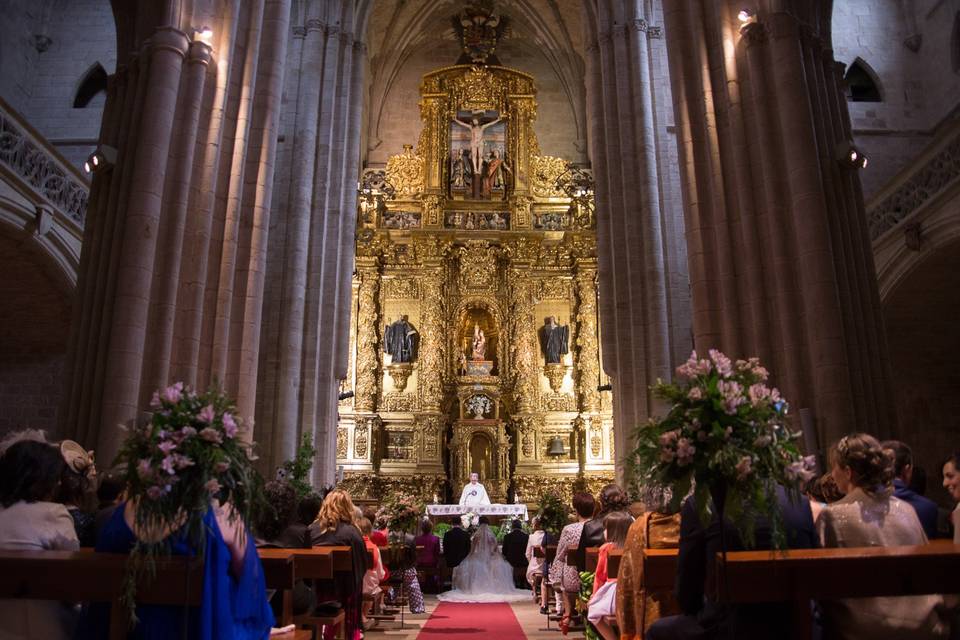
[737,8,757,28]
[193,26,214,46]
[597,383,613,392]
[83,144,117,174]
[836,141,868,170]
[338,390,355,401]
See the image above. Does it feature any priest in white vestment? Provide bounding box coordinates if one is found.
[459,473,491,507]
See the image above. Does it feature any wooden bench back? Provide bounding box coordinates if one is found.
[584,546,623,578]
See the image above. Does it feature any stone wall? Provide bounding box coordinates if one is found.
[0,0,115,171]
[832,0,960,198]
[0,233,72,438]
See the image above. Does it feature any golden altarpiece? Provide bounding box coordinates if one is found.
[337,61,615,506]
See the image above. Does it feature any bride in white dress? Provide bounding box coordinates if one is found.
[437,523,530,603]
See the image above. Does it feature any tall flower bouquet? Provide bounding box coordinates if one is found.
[377,492,425,570]
[536,491,568,537]
[630,350,816,548]
[115,383,265,614]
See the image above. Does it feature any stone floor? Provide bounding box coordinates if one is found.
[362,594,568,640]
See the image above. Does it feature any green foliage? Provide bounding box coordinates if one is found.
[282,433,316,498]
[433,522,451,540]
[629,351,816,549]
[536,491,569,536]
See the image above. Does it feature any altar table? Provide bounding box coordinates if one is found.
[426,503,529,520]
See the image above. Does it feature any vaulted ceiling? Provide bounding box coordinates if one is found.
[362,0,588,165]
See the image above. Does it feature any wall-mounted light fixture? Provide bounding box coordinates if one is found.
[737,8,758,34]
[835,141,868,170]
[83,144,117,174]
[193,26,214,46]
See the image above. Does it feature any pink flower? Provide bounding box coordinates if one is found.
[158,440,177,455]
[708,349,733,378]
[149,391,162,409]
[181,426,197,438]
[214,461,230,473]
[735,456,753,480]
[137,458,153,480]
[172,454,195,470]
[162,382,184,404]
[199,427,223,444]
[146,485,164,500]
[660,448,676,463]
[748,383,771,407]
[717,380,745,415]
[161,455,176,475]
[222,413,238,439]
[786,455,818,483]
[676,438,696,466]
[676,351,713,379]
[198,404,216,424]
[205,478,222,494]
[687,387,704,401]
[658,430,679,447]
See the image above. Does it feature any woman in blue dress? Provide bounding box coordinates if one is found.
[77,383,275,639]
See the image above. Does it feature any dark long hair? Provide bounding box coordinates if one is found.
[0,440,65,507]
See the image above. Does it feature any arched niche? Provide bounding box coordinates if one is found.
[455,298,502,376]
[844,58,883,102]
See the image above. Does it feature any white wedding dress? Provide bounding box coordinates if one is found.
[437,524,530,603]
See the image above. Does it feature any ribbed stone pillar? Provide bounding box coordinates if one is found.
[256,1,370,483]
[582,1,689,478]
[62,1,291,462]
[662,1,895,449]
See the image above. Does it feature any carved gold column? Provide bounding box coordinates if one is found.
[417,239,448,411]
[354,256,381,412]
[574,259,601,413]
[508,271,539,413]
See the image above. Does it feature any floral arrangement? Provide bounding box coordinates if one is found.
[279,433,316,498]
[115,382,264,614]
[377,491,425,534]
[536,490,569,537]
[466,394,493,419]
[630,350,816,548]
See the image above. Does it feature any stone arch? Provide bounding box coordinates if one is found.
[882,238,960,506]
[73,62,108,108]
[0,226,74,436]
[844,57,883,102]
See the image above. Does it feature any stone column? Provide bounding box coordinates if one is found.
[582,1,688,476]
[662,2,895,447]
[63,2,292,462]
[256,2,370,482]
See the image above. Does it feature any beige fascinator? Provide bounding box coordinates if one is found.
[60,440,96,477]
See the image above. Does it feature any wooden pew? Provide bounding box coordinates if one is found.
[642,548,679,591]
[718,543,960,640]
[0,550,202,640]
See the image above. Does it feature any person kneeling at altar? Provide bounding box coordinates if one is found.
[459,472,491,511]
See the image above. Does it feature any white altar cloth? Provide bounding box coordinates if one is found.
[426,503,529,520]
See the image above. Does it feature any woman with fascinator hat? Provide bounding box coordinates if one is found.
[58,440,99,546]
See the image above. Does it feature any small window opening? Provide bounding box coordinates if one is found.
[844,59,882,103]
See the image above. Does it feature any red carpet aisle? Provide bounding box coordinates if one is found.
[416,602,527,639]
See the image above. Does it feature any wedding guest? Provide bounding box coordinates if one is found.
[647,485,817,640]
[550,492,595,631]
[525,516,546,599]
[588,511,632,640]
[357,517,386,630]
[805,472,844,522]
[57,440,98,547]
[273,492,320,549]
[941,452,960,543]
[574,483,633,571]
[443,518,471,568]
[616,491,682,639]
[414,518,441,592]
[370,512,390,547]
[254,480,298,545]
[879,440,939,539]
[309,489,370,640]
[501,519,530,588]
[818,433,948,638]
[0,439,78,640]
[93,466,125,543]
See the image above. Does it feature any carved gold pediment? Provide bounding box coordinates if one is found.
[386,144,424,197]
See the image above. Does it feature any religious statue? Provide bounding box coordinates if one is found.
[452,114,503,176]
[539,316,569,364]
[471,323,486,361]
[481,149,511,198]
[458,472,491,507]
[450,148,471,189]
[384,315,419,363]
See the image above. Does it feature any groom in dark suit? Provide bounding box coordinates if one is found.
[443,518,471,569]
